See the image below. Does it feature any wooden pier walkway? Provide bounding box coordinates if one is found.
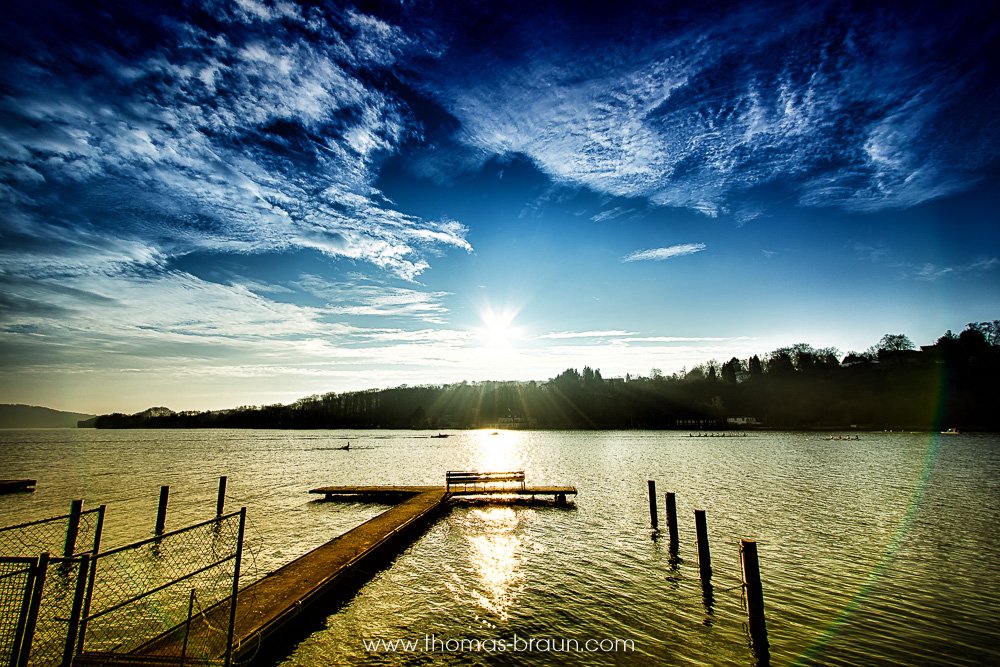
[113,477,576,665]
[0,479,36,494]
[311,484,577,504]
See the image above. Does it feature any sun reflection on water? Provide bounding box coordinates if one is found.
[464,429,528,472]
[461,507,529,622]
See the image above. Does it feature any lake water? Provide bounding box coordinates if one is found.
[1,429,998,666]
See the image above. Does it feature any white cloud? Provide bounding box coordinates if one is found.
[625,336,751,343]
[295,275,453,323]
[0,5,468,285]
[912,258,999,281]
[622,243,706,262]
[539,330,635,339]
[421,5,994,218]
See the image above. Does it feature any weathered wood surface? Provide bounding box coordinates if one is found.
[0,479,36,494]
[309,484,578,498]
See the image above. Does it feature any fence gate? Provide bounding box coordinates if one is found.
[0,503,105,667]
[0,555,48,667]
[2,504,244,667]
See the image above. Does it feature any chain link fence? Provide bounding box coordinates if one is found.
[1,504,244,667]
[0,503,105,667]
[80,509,245,664]
[1,556,38,667]
[0,503,105,559]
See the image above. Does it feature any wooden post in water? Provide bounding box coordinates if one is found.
[647,480,658,529]
[694,509,711,580]
[63,499,82,557]
[216,476,228,517]
[740,539,768,642]
[665,492,678,549]
[155,485,169,536]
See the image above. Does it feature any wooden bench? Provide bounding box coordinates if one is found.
[445,470,526,492]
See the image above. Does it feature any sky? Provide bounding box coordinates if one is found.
[1,0,998,415]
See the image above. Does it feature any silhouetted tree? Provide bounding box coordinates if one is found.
[87,322,999,431]
[876,333,915,352]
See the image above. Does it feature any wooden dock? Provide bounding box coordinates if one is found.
[0,479,36,494]
[116,478,576,665]
[311,484,577,505]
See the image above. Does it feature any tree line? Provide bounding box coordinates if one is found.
[83,321,1000,431]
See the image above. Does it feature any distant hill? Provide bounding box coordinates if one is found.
[0,404,96,428]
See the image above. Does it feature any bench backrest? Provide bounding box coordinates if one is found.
[445,470,525,485]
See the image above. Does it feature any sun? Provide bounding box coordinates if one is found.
[483,312,513,348]
[476,305,521,350]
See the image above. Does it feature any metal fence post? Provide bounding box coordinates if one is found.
[17,553,49,667]
[63,554,90,667]
[8,560,35,667]
[76,505,106,656]
[180,589,196,667]
[224,508,247,667]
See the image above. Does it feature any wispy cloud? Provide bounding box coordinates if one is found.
[911,258,999,281]
[622,243,706,262]
[295,275,452,323]
[0,3,468,284]
[854,242,998,281]
[540,330,636,339]
[417,2,997,218]
[625,336,751,343]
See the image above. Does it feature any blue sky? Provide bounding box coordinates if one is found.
[1,0,998,414]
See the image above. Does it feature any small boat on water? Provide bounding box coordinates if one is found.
[941,427,960,434]
[431,433,449,438]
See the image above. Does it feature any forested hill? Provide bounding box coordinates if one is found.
[88,324,1000,431]
[0,404,95,428]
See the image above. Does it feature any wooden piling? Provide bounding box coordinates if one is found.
[740,539,768,641]
[647,480,658,529]
[64,499,83,557]
[216,476,228,517]
[155,486,169,536]
[665,492,678,549]
[694,509,711,579]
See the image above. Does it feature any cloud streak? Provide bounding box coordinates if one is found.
[622,244,706,262]
[0,2,470,284]
[413,1,999,218]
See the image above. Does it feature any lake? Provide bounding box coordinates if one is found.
[1,429,998,665]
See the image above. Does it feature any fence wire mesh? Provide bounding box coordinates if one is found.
[0,558,34,666]
[82,511,243,659]
[0,505,104,559]
[24,557,86,667]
